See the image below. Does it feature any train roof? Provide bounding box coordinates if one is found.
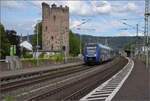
[98,44,113,50]
[85,43,113,50]
[86,43,97,46]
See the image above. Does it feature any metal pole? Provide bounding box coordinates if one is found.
[21,34,23,58]
[136,24,139,59]
[80,34,82,55]
[27,33,29,42]
[60,17,63,63]
[37,22,39,66]
[37,23,38,58]
[145,0,149,68]
[130,44,132,58]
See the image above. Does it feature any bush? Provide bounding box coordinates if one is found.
[69,54,76,57]
[21,58,37,66]
[52,54,63,62]
[24,53,33,58]
[5,95,16,101]
[39,53,44,58]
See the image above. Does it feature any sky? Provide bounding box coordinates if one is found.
[1,0,146,37]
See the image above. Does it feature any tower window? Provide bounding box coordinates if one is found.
[45,26,47,31]
[53,15,56,22]
[51,44,53,50]
[51,36,54,40]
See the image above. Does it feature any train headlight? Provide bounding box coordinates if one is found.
[94,54,96,56]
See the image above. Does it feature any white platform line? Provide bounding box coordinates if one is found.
[94,91,112,94]
[101,89,115,91]
[90,93,110,97]
[87,97,107,101]
[104,87,116,89]
[105,59,134,101]
[105,85,118,88]
[107,83,119,85]
[80,79,112,101]
[93,93,111,95]
[80,57,134,101]
[105,84,118,86]
[96,89,114,92]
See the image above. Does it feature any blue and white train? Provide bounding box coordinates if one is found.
[84,43,115,64]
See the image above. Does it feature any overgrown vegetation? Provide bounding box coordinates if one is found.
[21,54,63,66]
[5,30,21,56]
[5,95,16,101]
[21,58,38,66]
[123,43,136,51]
[69,30,84,56]
[137,55,150,65]
[0,24,10,59]
[51,54,63,62]
[32,21,42,50]
[24,53,33,58]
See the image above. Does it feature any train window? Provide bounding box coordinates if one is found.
[86,46,97,54]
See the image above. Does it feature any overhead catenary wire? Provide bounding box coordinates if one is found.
[144,0,149,68]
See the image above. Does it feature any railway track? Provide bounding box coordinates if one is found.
[1,65,90,92]
[26,57,127,101]
[2,63,109,100]
[0,63,83,83]
[1,57,123,101]
[63,58,127,101]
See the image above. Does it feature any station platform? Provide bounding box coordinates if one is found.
[0,62,84,79]
[80,58,149,101]
[112,59,149,101]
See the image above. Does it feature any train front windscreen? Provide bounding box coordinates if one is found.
[86,46,97,55]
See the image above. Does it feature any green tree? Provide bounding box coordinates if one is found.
[69,30,84,56]
[32,22,42,50]
[0,24,10,59]
[5,30,21,56]
[124,43,136,51]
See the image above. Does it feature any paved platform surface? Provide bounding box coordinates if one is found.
[0,62,83,79]
[112,59,149,101]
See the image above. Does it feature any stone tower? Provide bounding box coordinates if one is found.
[42,2,69,55]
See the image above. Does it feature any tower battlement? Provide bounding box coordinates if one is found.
[51,3,69,10]
[42,2,69,12]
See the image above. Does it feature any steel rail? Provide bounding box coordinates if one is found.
[62,61,125,101]
[1,65,87,92]
[27,58,124,101]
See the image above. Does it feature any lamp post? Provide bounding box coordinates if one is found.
[20,33,23,58]
[80,33,82,56]
[36,20,41,66]
[71,19,91,58]
[60,17,63,62]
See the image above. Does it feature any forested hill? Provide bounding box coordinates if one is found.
[22,35,34,44]
[22,34,144,50]
[75,34,144,50]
